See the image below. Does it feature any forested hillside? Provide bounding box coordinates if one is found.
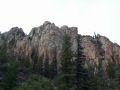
[0,21,120,90]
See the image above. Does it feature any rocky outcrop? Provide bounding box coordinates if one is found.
[9,21,78,65]
[0,21,120,67]
[81,34,120,68]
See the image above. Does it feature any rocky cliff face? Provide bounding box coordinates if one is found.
[81,35,120,67]
[0,21,120,67]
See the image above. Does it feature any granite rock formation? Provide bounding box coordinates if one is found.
[0,21,120,68]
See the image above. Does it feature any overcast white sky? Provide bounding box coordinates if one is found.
[0,0,120,44]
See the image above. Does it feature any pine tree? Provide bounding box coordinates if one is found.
[49,54,57,79]
[30,50,39,73]
[96,60,106,90]
[36,56,43,75]
[115,63,120,90]
[0,46,8,78]
[3,60,19,90]
[107,62,120,90]
[60,34,74,88]
[75,35,89,90]
[61,34,73,73]
[32,53,38,72]
[43,55,50,78]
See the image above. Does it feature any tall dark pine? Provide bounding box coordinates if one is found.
[115,63,120,90]
[36,56,43,75]
[49,53,57,79]
[75,35,89,90]
[31,50,38,72]
[43,55,50,78]
[61,34,73,73]
[60,34,74,88]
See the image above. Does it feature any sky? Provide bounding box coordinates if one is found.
[0,0,120,44]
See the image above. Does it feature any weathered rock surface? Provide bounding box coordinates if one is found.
[0,21,120,67]
[81,34,120,68]
[5,21,78,65]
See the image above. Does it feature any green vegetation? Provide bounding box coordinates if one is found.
[0,34,120,90]
[0,47,19,90]
[13,74,52,90]
[49,55,57,79]
[75,35,89,90]
[59,34,75,89]
[43,55,50,78]
[36,56,44,75]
